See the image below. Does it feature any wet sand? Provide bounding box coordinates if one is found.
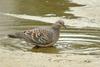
[0,49,100,67]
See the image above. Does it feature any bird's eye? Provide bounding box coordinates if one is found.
[59,22,62,24]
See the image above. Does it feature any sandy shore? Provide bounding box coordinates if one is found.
[0,49,100,67]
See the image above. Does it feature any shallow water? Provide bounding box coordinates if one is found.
[0,0,100,55]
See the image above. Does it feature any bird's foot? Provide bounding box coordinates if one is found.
[33,45,54,48]
[33,45,41,48]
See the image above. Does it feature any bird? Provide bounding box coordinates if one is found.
[8,20,66,48]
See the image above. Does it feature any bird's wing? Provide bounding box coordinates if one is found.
[24,28,53,45]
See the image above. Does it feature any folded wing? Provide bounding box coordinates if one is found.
[24,28,53,46]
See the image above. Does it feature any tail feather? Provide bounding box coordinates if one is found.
[8,34,19,38]
[8,32,24,38]
[8,32,34,43]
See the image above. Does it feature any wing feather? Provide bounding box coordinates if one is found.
[24,28,53,45]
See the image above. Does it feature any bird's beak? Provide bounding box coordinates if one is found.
[63,25,67,29]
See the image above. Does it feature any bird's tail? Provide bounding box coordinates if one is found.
[8,32,34,43]
[8,32,24,38]
[8,34,18,38]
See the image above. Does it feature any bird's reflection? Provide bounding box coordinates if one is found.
[31,47,59,53]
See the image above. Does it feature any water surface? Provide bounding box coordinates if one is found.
[0,0,100,55]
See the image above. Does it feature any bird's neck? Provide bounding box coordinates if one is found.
[52,24,61,30]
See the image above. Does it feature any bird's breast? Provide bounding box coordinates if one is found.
[52,29,60,42]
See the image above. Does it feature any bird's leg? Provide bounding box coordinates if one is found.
[39,44,54,48]
[33,44,54,48]
[44,44,54,48]
[44,43,54,47]
[33,45,41,48]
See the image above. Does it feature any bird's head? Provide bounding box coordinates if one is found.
[55,20,67,29]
